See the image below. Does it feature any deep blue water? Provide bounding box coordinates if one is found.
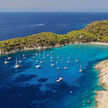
[0,12,108,41]
[0,44,108,108]
[0,12,108,108]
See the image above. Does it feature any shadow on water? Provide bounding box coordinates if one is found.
[14,75,37,83]
[0,81,79,108]
[0,61,33,82]
[38,78,48,83]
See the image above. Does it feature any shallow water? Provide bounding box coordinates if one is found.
[0,44,108,108]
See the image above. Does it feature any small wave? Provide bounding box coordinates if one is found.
[32,24,45,27]
[56,24,71,27]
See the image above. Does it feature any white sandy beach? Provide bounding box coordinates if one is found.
[91,42,108,46]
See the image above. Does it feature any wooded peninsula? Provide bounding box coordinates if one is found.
[0,20,108,54]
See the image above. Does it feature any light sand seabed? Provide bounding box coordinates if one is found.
[95,60,108,108]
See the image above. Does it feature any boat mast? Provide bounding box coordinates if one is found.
[16,58,18,65]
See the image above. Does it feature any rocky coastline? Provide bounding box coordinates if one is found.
[1,42,108,55]
[95,60,108,108]
[0,44,65,55]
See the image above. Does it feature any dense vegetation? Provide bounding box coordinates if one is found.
[0,20,108,53]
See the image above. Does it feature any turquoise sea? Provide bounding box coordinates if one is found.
[0,44,108,108]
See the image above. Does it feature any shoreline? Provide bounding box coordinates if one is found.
[95,60,108,108]
[1,42,108,55]
[0,44,65,55]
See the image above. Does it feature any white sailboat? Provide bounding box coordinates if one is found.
[75,59,79,62]
[64,67,68,70]
[18,57,22,63]
[43,57,46,59]
[14,58,20,68]
[23,56,26,60]
[36,53,38,56]
[47,54,50,56]
[51,64,55,67]
[50,52,54,54]
[79,65,83,72]
[36,60,39,62]
[67,61,71,63]
[32,55,35,58]
[50,57,53,59]
[50,59,53,62]
[40,61,43,64]
[4,58,9,64]
[18,60,22,63]
[57,57,59,59]
[70,91,72,93]
[57,67,60,70]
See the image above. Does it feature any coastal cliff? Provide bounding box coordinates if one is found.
[95,60,108,108]
[0,19,108,55]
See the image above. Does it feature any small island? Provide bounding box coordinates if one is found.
[1,20,108,55]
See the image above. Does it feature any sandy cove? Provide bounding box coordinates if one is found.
[1,42,108,107]
[95,60,108,108]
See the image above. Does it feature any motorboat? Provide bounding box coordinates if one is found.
[35,65,41,68]
[56,77,63,82]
